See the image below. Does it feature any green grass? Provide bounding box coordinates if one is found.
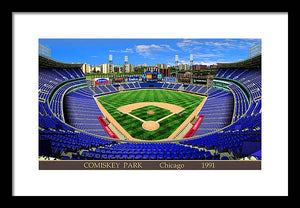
[97,89,203,140]
[130,105,172,121]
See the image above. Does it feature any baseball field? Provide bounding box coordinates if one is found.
[96,89,205,141]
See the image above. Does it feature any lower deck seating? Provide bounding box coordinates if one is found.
[194,90,234,136]
[63,89,109,137]
[75,142,222,160]
[39,66,261,160]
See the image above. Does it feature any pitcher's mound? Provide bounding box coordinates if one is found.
[147,111,155,114]
[142,121,160,131]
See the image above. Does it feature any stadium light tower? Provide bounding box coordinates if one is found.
[190,54,193,70]
[109,54,113,73]
[109,54,113,65]
[175,55,179,70]
[39,43,51,58]
[248,43,261,58]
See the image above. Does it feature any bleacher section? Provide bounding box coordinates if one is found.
[133,82,141,88]
[82,84,120,96]
[40,132,115,159]
[76,142,223,160]
[227,84,249,122]
[181,67,261,158]
[162,83,183,90]
[173,84,182,89]
[215,68,261,101]
[39,62,116,159]
[63,89,109,137]
[50,79,87,121]
[194,90,234,136]
[120,82,142,90]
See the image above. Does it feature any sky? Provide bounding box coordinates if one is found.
[39,39,261,66]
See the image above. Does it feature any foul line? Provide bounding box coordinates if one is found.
[184,100,203,109]
[156,112,175,123]
[98,99,123,116]
[178,100,202,116]
[126,113,145,123]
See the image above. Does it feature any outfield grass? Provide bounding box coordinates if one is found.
[97,89,203,140]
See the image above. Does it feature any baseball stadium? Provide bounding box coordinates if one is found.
[39,53,261,161]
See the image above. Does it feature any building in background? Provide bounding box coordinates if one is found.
[178,64,190,71]
[118,56,133,73]
[91,65,101,72]
[89,65,94,72]
[123,63,134,73]
[160,68,170,77]
[81,63,90,73]
[210,64,218,69]
[101,64,109,74]
[101,63,114,74]
[39,43,51,58]
[114,64,121,73]
[192,64,208,70]
[154,64,168,69]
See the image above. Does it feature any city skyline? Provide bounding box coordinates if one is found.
[39,38,261,66]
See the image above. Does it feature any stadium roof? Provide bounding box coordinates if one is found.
[217,54,261,69]
[39,55,83,69]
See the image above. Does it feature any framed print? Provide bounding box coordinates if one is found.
[13,12,289,196]
[38,38,262,170]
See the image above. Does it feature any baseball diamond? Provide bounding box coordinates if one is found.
[130,105,173,122]
[96,89,205,140]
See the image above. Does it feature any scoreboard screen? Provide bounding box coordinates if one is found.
[143,72,161,82]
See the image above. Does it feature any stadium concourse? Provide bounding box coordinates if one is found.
[39,55,261,161]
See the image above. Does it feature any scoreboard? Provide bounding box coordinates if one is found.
[142,69,162,82]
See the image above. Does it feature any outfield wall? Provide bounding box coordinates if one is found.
[139,82,163,88]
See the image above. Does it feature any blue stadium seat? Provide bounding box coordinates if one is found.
[94,153,101,159]
[61,156,70,160]
[39,64,261,161]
